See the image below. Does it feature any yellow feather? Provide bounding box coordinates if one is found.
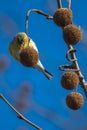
[29,40,34,47]
[9,42,20,61]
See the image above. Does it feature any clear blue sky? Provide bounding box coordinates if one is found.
[0,0,87,130]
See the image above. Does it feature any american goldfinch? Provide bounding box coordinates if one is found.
[9,32,53,80]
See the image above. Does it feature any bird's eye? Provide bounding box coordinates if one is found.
[17,37,23,44]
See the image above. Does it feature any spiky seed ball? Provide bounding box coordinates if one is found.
[66,92,84,110]
[53,8,72,27]
[61,71,79,90]
[63,24,82,45]
[19,47,39,67]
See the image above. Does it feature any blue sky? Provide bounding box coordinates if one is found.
[0,0,87,130]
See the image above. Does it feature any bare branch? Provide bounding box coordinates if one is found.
[57,0,62,8]
[67,0,71,9]
[26,9,53,36]
[0,94,42,130]
[66,45,87,97]
[66,48,77,62]
[58,44,87,97]
[58,64,79,72]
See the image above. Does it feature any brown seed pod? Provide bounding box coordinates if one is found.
[61,71,79,90]
[66,92,84,110]
[19,47,39,67]
[63,24,82,45]
[53,8,72,27]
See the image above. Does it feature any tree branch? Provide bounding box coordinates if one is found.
[26,9,53,36]
[66,45,87,97]
[57,0,62,8]
[67,0,71,9]
[0,94,42,130]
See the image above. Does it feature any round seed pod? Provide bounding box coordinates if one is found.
[66,92,84,110]
[63,24,82,45]
[61,71,79,90]
[53,8,72,27]
[20,47,39,67]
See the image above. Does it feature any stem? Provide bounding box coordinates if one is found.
[0,94,42,130]
[26,9,53,36]
[68,0,71,9]
[58,64,79,72]
[67,45,87,97]
[57,0,62,8]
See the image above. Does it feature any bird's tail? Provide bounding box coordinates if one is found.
[33,60,53,80]
[43,69,53,80]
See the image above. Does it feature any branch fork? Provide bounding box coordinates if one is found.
[59,44,87,97]
[26,9,53,36]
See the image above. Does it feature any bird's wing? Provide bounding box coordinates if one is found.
[33,60,44,71]
[28,38,38,52]
[9,41,20,61]
[33,60,53,80]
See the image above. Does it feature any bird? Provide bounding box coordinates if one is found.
[9,32,53,80]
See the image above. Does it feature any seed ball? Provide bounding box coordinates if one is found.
[20,47,39,67]
[66,92,84,110]
[63,24,82,45]
[61,71,79,90]
[53,8,72,27]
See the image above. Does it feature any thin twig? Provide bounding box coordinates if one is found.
[66,48,77,62]
[0,94,42,130]
[67,0,71,9]
[57,0,62,8]
[26,9,53,36]
[67,45,87,97]
[58,64,79,72]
